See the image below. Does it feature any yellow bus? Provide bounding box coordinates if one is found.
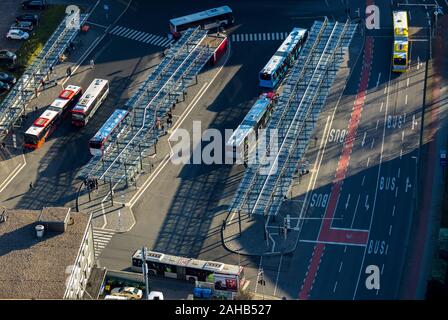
[392,11,409,73]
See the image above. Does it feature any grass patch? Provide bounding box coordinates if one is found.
[0,5,67,78]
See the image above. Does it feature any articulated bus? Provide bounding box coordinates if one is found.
[131,249,245,292]
[89,109,129,156]
[259,28,308,89]
[71,78,109,127]
[392,11,409,73]
[169,5,234,38]
[24,85,82,149]
[225,93,275,164]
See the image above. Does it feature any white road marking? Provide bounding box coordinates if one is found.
[351,194,361,228]
[0,154,27,194]
[361,132,366,147]
[361,176,365,186]
[354,58,392,299]
[273,254,283,296]
[407,78,410,87]
[345,193,351,209]
[392,205,395,216]
[371,138,375,149]
[402,131,405,141]
[376,73,381,87]
[339,261,343,273]
[380,101,384,112]
[376,119,379,130]
[333,281,338,293]
[389,225,393,236]
[405,95,408,105]
[366,157,370,167]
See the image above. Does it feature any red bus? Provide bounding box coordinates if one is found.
[24,85,82,149]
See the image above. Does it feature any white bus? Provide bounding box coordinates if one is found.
[169,6,234,38]
[226,94,275,164]
[259,28,308,88]
[131,249,245,292]
[71,78,109,127]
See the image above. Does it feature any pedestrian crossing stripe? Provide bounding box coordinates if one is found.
[230,32,290,42]
[93,227,115,258]
[109,25,174,48]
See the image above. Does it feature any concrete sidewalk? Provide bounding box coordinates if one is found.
[221,26,365,256]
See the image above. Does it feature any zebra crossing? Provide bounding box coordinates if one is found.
[109,25,174,48]
[93,227,115,258]
[230,32,290,42]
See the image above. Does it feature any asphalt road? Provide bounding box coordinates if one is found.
[0,0,445,300]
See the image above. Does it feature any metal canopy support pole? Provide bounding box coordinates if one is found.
[110,179,114,206]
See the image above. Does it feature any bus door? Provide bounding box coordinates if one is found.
[177,265,186,280]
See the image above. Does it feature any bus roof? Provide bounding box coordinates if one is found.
[90,109,128,143]
[169,5,232,27]
[25,109,59,136]
[227,96,271,146]
[49,85,82,111]
[133,249,241,275]
[72,79,108,113]
[393,11,408,37]
[260,28,307,75]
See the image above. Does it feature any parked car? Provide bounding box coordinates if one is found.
[0,81,11,94]
[6,29,29,40]
[16,14,40,26]
[0,72,17,85]
[110,287,143,300]
[148,291,164,300]
[10,21,34,32]
[0,50,17,64]
[21,0,47,9]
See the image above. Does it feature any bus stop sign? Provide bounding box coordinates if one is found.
[440,150,447,167]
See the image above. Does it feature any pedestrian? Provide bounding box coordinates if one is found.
[40,78,46,89]
[167,117,172,128]
[66,66,72,77]
[49,65,53,74]
[29,182,34,190]
[70,42,75,51]
[89,59,94,69]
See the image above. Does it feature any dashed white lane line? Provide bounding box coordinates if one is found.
[273,254,283,297]
[389,225,393,236]
[392,205,395,216]
[0,154,26,194]
[333,281,338,293]
[338,261,343,273]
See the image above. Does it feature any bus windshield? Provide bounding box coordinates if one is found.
[89,140,102,149]
[394,57,407,66]
[260,72,271,80]
[72,112,85,120]
[24,134,38,145]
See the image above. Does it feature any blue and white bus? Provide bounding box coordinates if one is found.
[225,93,275,164]
[169,6,234,38]
[89,109,129,156]
[259,28,308,89]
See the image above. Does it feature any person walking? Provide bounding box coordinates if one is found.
[89,59,94,69]
[29,182,34,190]
[66,66,72,77]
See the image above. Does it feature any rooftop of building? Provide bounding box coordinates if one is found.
[0,207,91,299]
